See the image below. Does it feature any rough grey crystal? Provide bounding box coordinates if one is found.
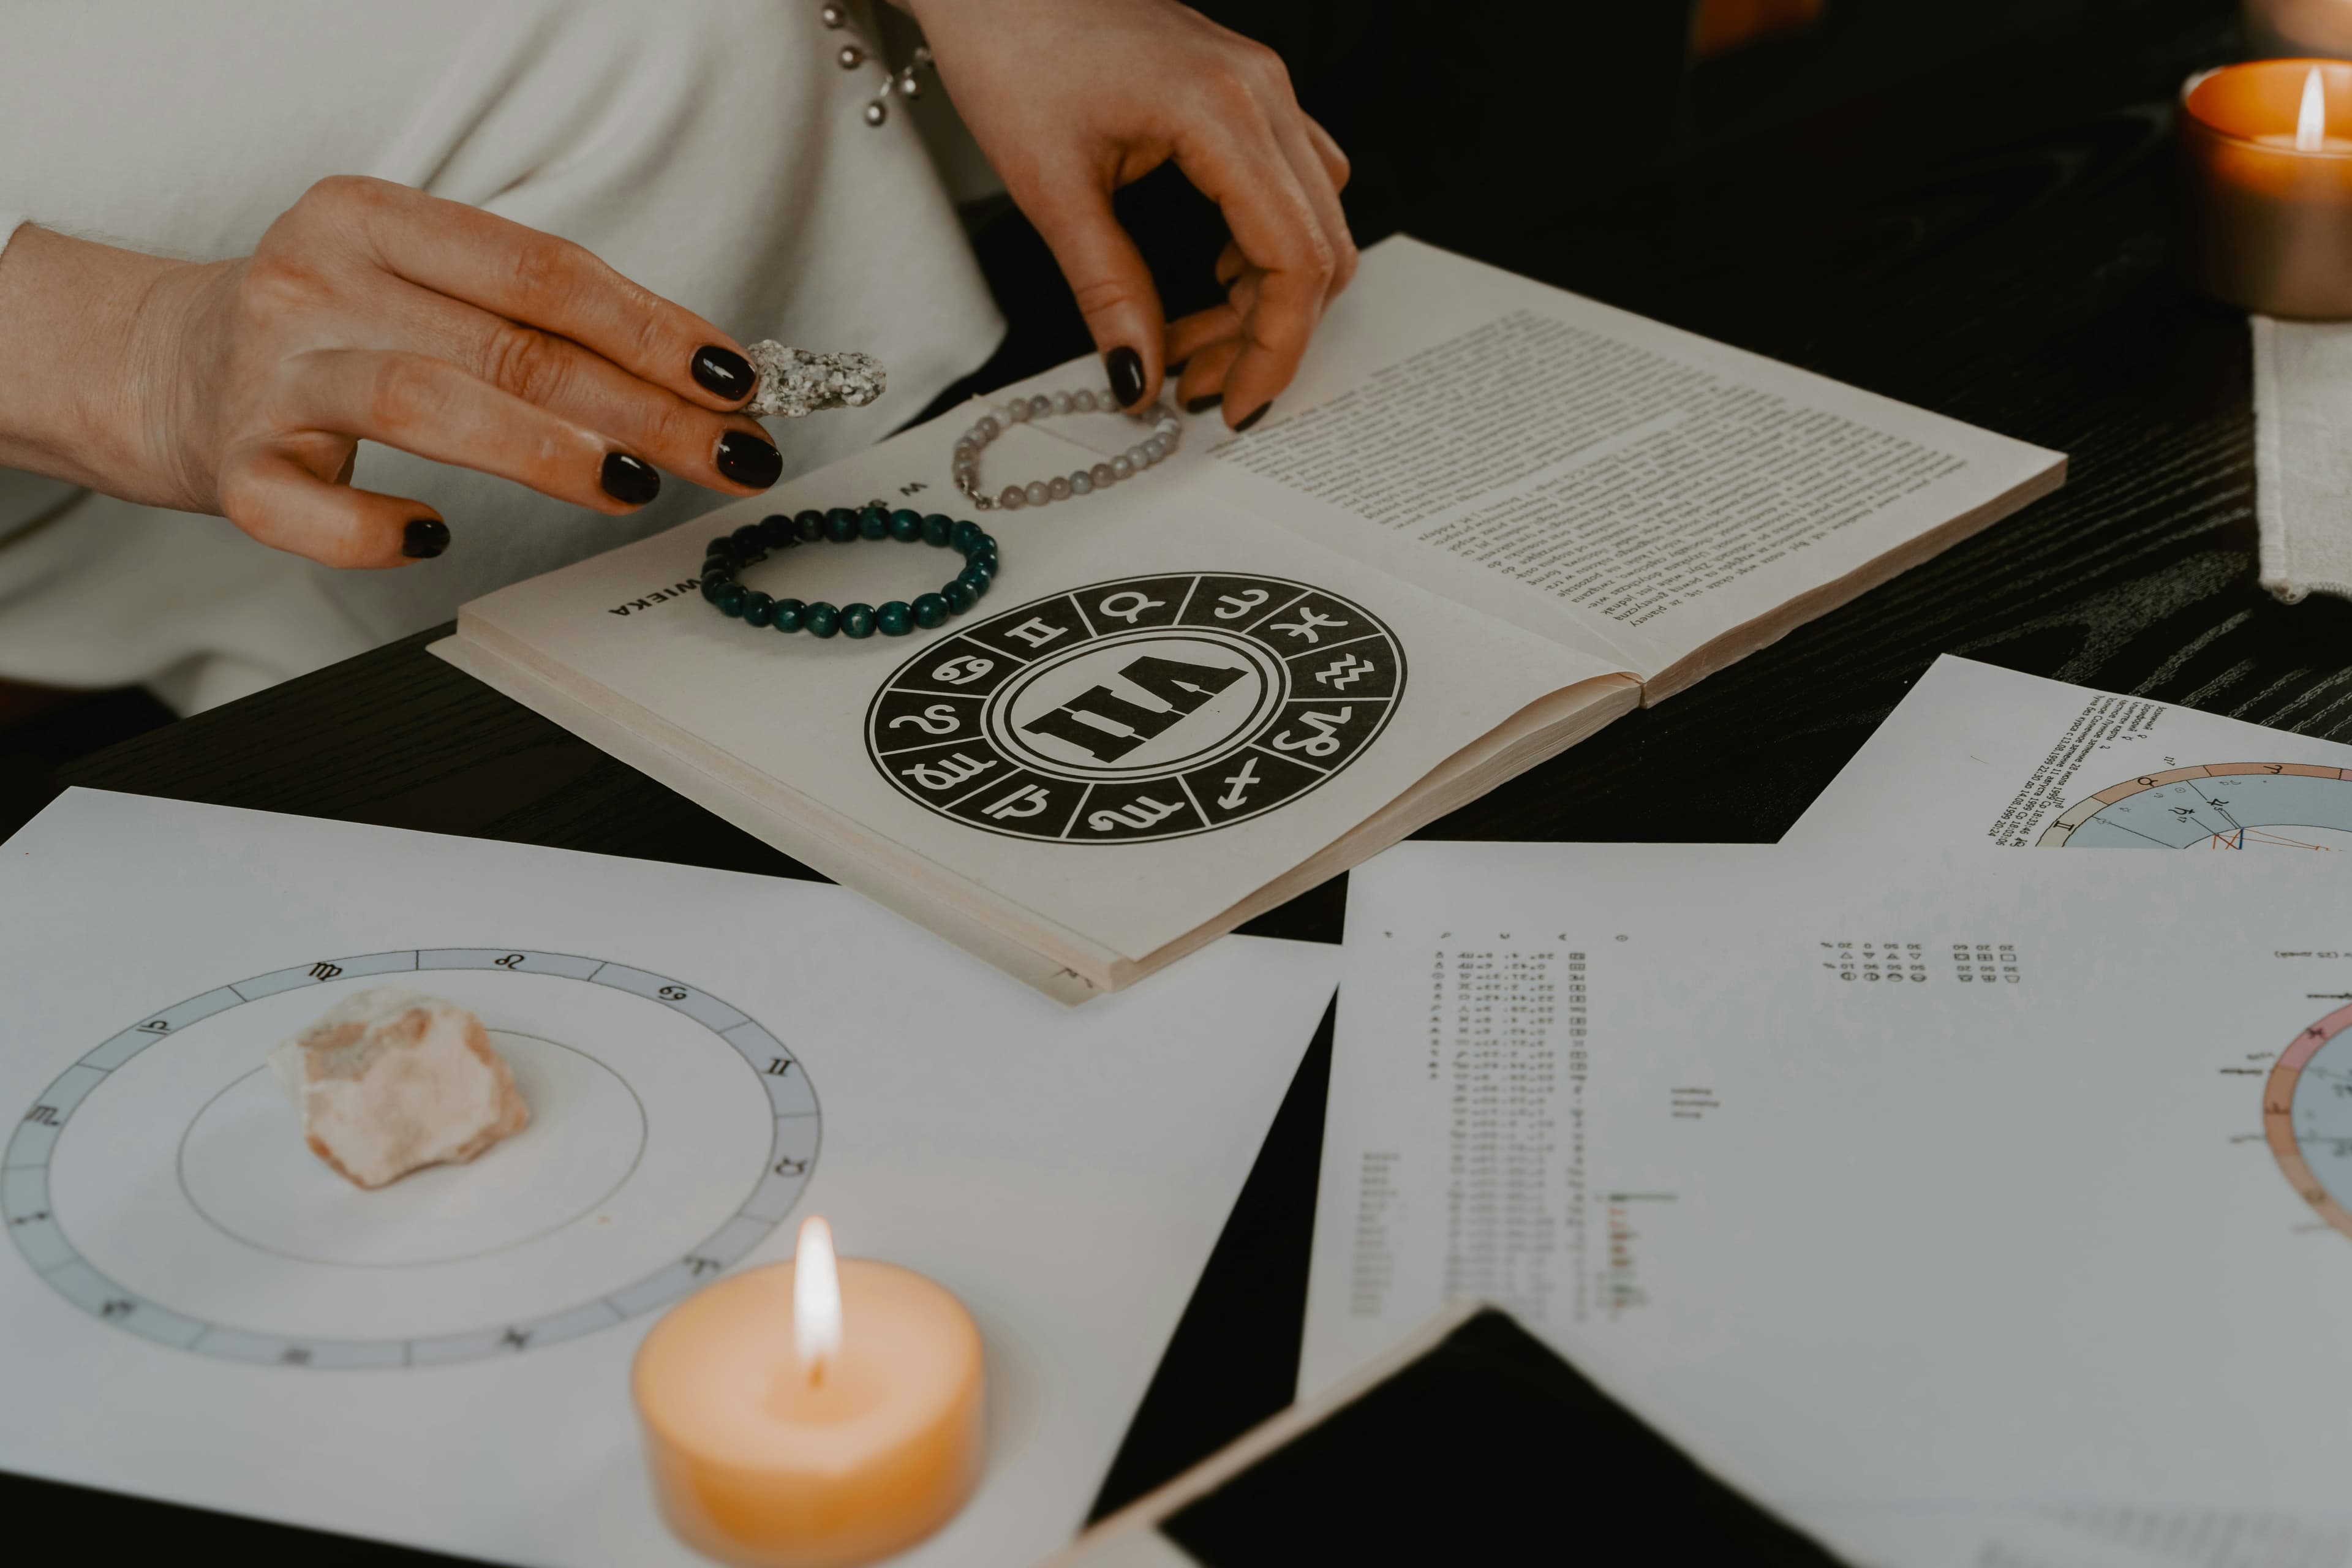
[741,342,886,418]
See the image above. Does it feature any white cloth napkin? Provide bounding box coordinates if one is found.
[2252,313,2352,602]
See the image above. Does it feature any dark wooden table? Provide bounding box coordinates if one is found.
[16,0,2350,1558]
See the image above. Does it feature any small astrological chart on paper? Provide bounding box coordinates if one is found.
[4,949,818,1371]
[865,572,1406,845]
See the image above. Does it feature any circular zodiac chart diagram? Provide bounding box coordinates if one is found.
[2037,764,2352,850]
[1,949,818,1368]
[867,573,1404,844]
[2264,1003,2352,1240]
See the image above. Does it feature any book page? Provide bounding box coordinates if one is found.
[451,421,1623,975]
[440,237,2038,991]
[1154,238,2064,685]
[1305,840,2352,1568]
[1782,655,2352,850]
[0,790,1342,1568]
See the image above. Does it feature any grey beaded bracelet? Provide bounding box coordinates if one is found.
[951,390,1183,512]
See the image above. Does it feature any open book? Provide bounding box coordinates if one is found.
[434,238,2063,1001]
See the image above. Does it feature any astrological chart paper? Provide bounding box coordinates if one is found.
[1783,654,2352,852]
[1305,840,2352,1568]
[0,789,1339,1568]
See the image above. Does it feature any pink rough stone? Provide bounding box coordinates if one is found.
[268,988,530,1190]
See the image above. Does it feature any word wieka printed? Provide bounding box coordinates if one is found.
[608,579,703,617]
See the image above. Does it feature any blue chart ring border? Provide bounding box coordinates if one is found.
[1,948,819,1370]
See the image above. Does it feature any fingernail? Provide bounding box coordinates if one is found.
[601,451,661,505]
[1106,345,1145,409]
[402,518,450,559]
[692,345,755,401]
[1234,402,1271,432]
[715,429,783,489]
[1185,393,1223,416]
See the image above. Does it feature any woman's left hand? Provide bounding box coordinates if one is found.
[904,0,1355,429]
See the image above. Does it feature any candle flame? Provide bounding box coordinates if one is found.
[793,1215,842,1384]
[2299,66,2328,153]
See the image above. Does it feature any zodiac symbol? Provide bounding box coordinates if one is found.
[902,753,997,791]
[1218,757,1261,809]
[1268,607,1346,643]
[1087,796,1185,832]
[308,961,343,981]
[494,954,526,968]
[500,1327,532,1350]
[1094,590,1166,624]
[888,703,961,736]
[1314,653,1376,688]
[1269,707,1354,758]
[930,654,995,687]
[1213,589,1270,619]
[1001,616,1069,650]
[982,784,1056,821]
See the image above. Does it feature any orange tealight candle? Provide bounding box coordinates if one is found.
[631,1218,986,1568]
[2181,59,2352,316]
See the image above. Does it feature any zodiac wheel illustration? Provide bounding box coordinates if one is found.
[867,572,1405,843]
[2264,1002,2352,1241]
[2038,764,2352,850]
[3,948,818,1368]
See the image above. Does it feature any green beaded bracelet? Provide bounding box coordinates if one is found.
[698,503,998,640]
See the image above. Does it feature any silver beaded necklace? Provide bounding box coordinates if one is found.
[820,2,936,127]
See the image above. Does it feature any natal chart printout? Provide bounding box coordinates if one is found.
[1305,841,2352,1568]
[0,790,1339,1568]
[1784,654,2352,853]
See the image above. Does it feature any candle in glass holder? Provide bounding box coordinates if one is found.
[2180,59,2352,317]
[631,1218,986,1568]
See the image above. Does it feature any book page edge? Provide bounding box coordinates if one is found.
[1638,454,2068,706]
[1110,674,1644,984]
[428,629,1117,1006]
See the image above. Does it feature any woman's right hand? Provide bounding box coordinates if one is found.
[0,176,785,567]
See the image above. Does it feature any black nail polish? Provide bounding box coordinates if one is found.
[1185,393,1223,416]
[1234,402,1271,432]
[601,451,661,505]
[692,345,755,401]
[714,430,783,489]
[1106,345,1145,409]
[402,518,450,559]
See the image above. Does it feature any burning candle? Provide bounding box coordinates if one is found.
[2180,59,2352,317]
[632,1218,986,1568]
